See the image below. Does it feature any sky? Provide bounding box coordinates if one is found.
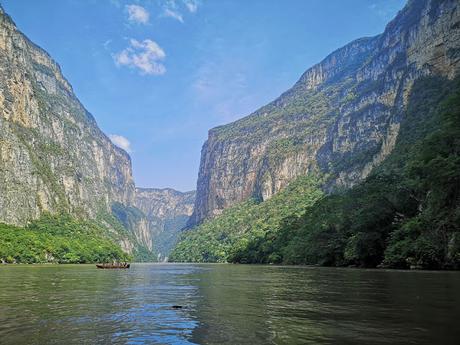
[2,0,406,191]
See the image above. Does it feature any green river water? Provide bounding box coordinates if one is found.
[0,263,459,344]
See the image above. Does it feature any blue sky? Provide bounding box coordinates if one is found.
[2,0,406,191]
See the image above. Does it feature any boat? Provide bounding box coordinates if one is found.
[96,262,130,269]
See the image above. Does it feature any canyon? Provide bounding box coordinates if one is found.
[188,0,460,226]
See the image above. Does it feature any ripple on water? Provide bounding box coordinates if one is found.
[0,264,459,345]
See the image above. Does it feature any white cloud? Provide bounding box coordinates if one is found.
[161,0,198,23]
[163,8,184,23]
[109,134,132,153]
[126,4,150,24]
[183,0,198,13]
[113,38,166,75]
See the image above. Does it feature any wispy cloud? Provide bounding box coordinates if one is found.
[110,0,122,8]
[109,134,133,153]
[163,8,184,23]
[126,4,150,24]
[161,0,199,23]
[113,38,166,75]
[191,61,254,123]
[192,63,247,98]
[103,39,112,50]
[183,0,198,13]
[368,1,402,21]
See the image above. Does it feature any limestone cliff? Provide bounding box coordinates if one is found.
[135,188,195,260]
[0,6,152,253]
[189,0,460,226]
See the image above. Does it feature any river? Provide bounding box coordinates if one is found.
[0,263,459,344]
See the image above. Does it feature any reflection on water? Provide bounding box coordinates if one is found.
[0,264,459,344]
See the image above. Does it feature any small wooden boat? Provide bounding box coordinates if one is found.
[96,262,130,269]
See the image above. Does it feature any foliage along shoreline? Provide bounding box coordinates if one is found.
[0,213,132,264]
[170,76,460,270]
[2,76,459,270]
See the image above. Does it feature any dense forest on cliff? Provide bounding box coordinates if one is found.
[0,207,162,264]
[0,214,131,264]
[171,176,323,262]
[171,76,460,269]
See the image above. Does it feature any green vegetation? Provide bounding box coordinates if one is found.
[97,204,157,262]
[11,124,70,213]
[0,214,131,264]
[111,202,145,232]
[32,61,55,77]
[212,86,331,144]
[0,204,156,264]
[170,176,323,262]
[171,76,460,269]
[153,214,190,260]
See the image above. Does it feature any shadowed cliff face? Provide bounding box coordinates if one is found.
[189,0,460,226]
[135,188,195,259]
[0,7,153,253]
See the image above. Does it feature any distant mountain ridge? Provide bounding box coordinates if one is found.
[135,188,195,259]
[189,0,460,226]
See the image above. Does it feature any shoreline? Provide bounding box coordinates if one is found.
[2,261,459,272]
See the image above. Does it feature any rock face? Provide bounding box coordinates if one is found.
[0,6,152,252]
[189,0,460,226]
[135,188,195,260]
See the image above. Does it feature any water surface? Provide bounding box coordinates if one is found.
[0,264,459,344]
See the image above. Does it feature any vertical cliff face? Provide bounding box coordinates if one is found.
[189,0,460,226]
[135,188,195,259]
[0,7,153,253]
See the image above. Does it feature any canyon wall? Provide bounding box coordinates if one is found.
[189,0,460,226]
[0,6,152,253]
